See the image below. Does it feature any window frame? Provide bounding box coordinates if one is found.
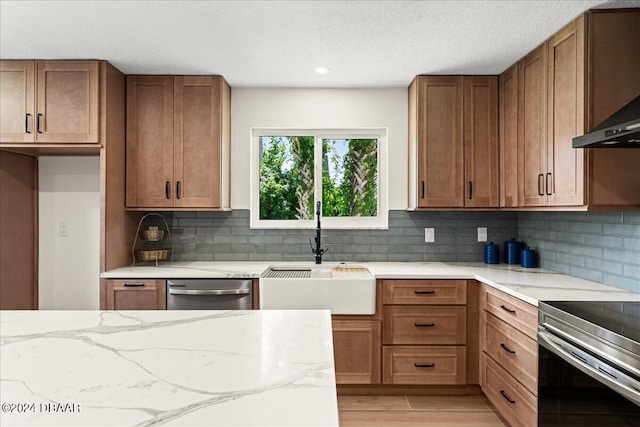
[250,127,388,229]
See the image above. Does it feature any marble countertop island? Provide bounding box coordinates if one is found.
[0,310,338,427]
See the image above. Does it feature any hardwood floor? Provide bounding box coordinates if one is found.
[338,395,507,427]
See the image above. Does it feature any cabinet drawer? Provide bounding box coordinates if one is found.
[105,279,166,310]
[482,353,537,427]
[383,306,466,345]
[482,285,538,340]
[383,346,466,385]
[383,280,467,305]
[483,312,538,395]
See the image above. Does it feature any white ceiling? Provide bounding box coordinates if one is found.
[1,0,638,88]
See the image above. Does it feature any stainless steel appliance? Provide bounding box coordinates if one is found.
[538,301,640,426]
[572,95,640,148]
[167,279,253,310]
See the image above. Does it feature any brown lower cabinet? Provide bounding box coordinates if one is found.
[382,279,469,385]
[332,319,381,384]
[480,284,538,427]
[104,279,166,310]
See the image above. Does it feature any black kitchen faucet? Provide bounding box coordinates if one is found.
[310,201,327,264]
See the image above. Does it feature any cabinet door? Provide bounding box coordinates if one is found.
[0,61,35,143]
[518,45,548,207]
[126,76,174,208]
[547,16,585,206]
[499,65,518,207]
[35,61,99,143]
[416,76,464,207]
[332,319,381,384]
[464,76,498,207]
[174,77,222,208]
[105,280,166,310]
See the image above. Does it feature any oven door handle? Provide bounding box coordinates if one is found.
[538,329,640,406]
[169,289,250,296]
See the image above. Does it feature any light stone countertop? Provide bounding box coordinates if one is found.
[0,310,338,427]
[102,261,640,306]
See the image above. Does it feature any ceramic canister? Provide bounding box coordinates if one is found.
[521,247,537,268]
[504,239,523,264]
[484,242,499,264]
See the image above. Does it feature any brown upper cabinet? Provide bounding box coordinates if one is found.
[408,75,498,209]
[499,64,518,208]
[504,9,640,209]
[517,44,549,207]
[0,61,99,143]
[126,75,231,210]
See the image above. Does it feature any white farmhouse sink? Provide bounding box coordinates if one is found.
[259,265,376,314]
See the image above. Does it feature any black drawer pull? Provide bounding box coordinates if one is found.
[123,283,145,287]
[25,113,32,134]
[500,343,516,354]
[176,181,181,199]
[165,181,171,199]
[414,363,435,368]
[414,323,435,328]
[546,173,552,196]
[500,305,516,314]
[468,181,473,199]
[37,113,44,133]
[421,180,425,199]
[414,290,436,295]
[500,390,516,404]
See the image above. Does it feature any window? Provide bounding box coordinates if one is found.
[251,129,387,229]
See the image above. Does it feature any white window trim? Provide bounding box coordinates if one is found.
[250,128,388,229]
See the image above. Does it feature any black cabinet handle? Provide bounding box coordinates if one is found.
[123,283,145,287]
[414,323,435,327]
[546,173,552,195]
[25,113,32,134]
[414,363,435,368]
[176,181,181,199]
[500,390,516,404]
[468,181,473,199]
[37,113,43,133]
[165,181,171,199]
[414,290,436,295]
[500,305,516,314]
[537,174,544,196]
[421,180,425,199]
[500,343,516,354]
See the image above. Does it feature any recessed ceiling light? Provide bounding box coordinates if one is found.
[315,67,329,74]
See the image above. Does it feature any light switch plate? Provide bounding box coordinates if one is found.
[477,227,487,242]
[425,228,435,243]
[59,221,69,237]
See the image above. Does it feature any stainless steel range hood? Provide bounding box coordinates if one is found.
[572,95,640,148]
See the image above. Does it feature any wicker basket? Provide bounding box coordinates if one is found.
[135,249,172,262]
[139,229,165,241]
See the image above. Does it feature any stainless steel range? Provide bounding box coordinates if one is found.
[538,301,640,426]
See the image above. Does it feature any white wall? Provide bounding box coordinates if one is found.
[230,88,408,209]
[39,157,100,310]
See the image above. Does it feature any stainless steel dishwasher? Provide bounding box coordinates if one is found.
[167,279,253,310]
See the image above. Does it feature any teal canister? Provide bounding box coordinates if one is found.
[504,238,522,264]
[521,247,537,268]
[484,242,499,264]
